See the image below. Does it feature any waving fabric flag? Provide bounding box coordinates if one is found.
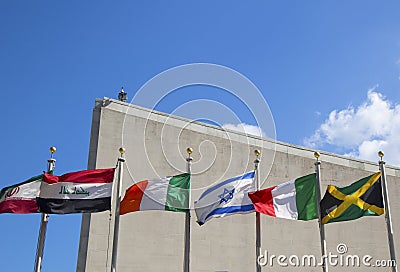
[320,172,384,224]
[36,168,115,214]
[248,173,318,221]
[120,173,190,215]
[0,175,43,214]
[194,171,255,225]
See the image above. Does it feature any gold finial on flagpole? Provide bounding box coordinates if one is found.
[49,146,56,159]
[314,151,320,161]
[118,147,126,162]
[378,151,384,161]
[186,147,193,166]
[254,149,261,165]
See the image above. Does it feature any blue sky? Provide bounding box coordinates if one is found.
[1,1,400,271]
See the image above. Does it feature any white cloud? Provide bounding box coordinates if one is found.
[304,89,400,166]
[222,123,266,137]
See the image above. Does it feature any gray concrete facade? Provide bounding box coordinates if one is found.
[77,98,400,272]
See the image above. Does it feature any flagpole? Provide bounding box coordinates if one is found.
[254,149,261,272]
[184,147,193,272]
[110,147,125,272]
[314,152,328,272]
[34,146,56,272]
[378,151,398,272]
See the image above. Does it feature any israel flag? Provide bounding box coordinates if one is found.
[194,171,256,225]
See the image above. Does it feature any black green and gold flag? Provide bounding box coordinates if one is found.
[320,172,384,224]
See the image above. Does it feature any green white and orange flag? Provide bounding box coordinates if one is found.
[120,173,190,215]
[0,174,43,214]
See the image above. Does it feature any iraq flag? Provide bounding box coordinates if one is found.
[37,168,115,214]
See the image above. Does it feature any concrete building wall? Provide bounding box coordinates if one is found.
[77,98,400,272]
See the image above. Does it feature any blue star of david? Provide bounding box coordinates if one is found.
[219,188,235,204]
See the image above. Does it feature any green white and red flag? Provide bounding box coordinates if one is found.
[248,173,318,221]
[0,175,43,214]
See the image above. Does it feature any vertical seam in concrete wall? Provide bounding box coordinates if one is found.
[76,101,103,272]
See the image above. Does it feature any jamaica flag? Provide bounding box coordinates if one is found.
[320,172,384,224]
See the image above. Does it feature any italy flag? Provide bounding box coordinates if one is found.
[248,174,318,221]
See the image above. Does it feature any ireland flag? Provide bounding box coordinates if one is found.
[0,175,43,214]
[248,173,318,221]
[120,173,190,215]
